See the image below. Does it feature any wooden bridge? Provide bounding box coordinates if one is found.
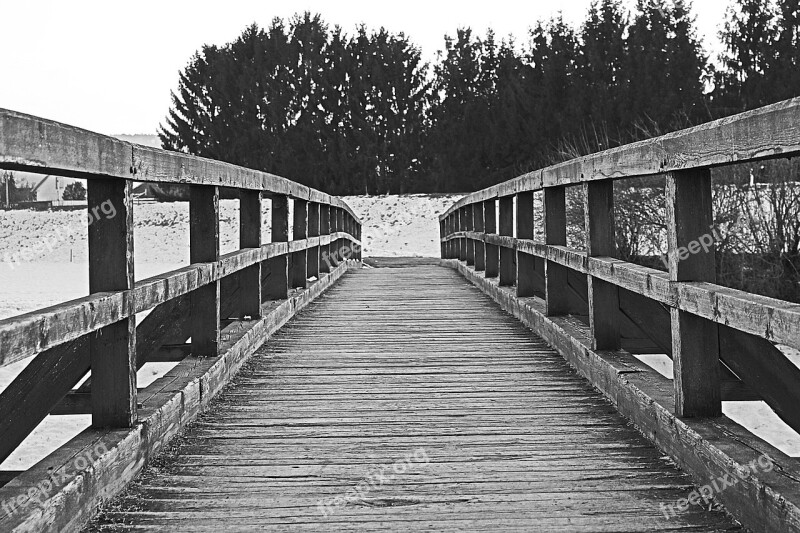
[0,99,799,532]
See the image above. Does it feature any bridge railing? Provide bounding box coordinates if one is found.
[0,108,361,466]
[440,97,800,434]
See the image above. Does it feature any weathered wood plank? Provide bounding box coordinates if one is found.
[87,178,136,428]
[441,96,800,219]
[189,185,221,357]
[484,200,499,278]
[498,197,515,286]
[516,191,536,297]
[238,190,262,318]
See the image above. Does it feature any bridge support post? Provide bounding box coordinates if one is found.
[190,185,221,357]
[517,191,536,297]
[584,180,620,350]
[308,203,321,279]
[667,169,721,418]
[474,201,486,271]
[240,190,262,318]
[466,204,475,266]
[484,200,499,277]
[543,186,569,316]
[320,204,332,274]
[499,196,515,286]
[292,200,308,289]
[265,195,290,299]
[458,208,466,262]
[88,178,136,428]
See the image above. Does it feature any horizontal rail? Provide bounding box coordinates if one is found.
[0,232,359,366]
[445,232,800,351]
[441,96,800,219]
[0,108,360,222]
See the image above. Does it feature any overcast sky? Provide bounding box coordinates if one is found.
[0,0,729,136]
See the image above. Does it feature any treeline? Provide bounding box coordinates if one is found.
[160,0,800,195]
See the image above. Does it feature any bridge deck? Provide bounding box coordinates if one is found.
[86,264,740,532]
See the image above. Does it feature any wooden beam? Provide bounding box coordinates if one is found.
[465,204,475,266]
[516,191,536,297]
[440,97,800,219]
[308,203,320,280]
[484,200,499,278]
[667,169,721,418]
[474,206,485,271]
[292,199,309,288]
[498,197,515,286]
[265,195,290,298]
[319,204,331,274]
[584,180,620,350]
[87,178,136,428]
[543,186,569,316]
[190,185,220,357]
[239,190,262,318]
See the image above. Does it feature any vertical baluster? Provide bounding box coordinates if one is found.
[474,203,486,271]
[499,196,515,286]
[240,190,262,318]
[190,185,221,356]
[466,204,475,266]
[584,180,619,349]
[320,204,332,273]
[458,208,466,262]
[543,186,569,315]
[88,178,136,428]
[308,202,320,280]
[265,195,289,299]
[484,200,499,278]
[667,169,721,417]
[292,199,308,289]
[517,191,536,297]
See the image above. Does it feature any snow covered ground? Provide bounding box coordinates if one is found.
[1,193,799,471]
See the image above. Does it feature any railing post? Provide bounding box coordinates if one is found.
[265,195,289,299]
[667,169,721,418]
[543,186,569,315]
[484,200,499,277]
[440,219,446,259]
[474,203,486,271]
[584,180,620,349]
[336,208,345,260]
[88,178,136,428]
[190,185,221,356]
[466,204,475,266]
[292,199,308,289]
[499,196,515,286]
[458,208,467,262]
[308,202,321,280]
[320,204,332,273]
[517,191,536,297]
[240,190,262,318]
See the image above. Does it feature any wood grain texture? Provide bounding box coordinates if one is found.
[238,190,262,318]
[84,263,739,532]
[483,200,499,278]
[190,185,221,357]
[498,197,515,286]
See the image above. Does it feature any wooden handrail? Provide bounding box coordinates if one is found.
[0,108,362,458]
[439,97,800,433]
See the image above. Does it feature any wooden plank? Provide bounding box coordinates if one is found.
[87,178,137,428]
[239,190,262,319]
[292,199,308,289]
[265,195,290,299]
[190,185,221,357]
[466,204,475,266]
[517,191,536,297]
[666,169,720,418]
[308,203,320,280]
[484,200,499,278]
[498,197,515,286]
[319,204,331,274]
[543,186,570,316]
[474,202,485,271]
[584,180,620,350]
[440,97,800,219]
